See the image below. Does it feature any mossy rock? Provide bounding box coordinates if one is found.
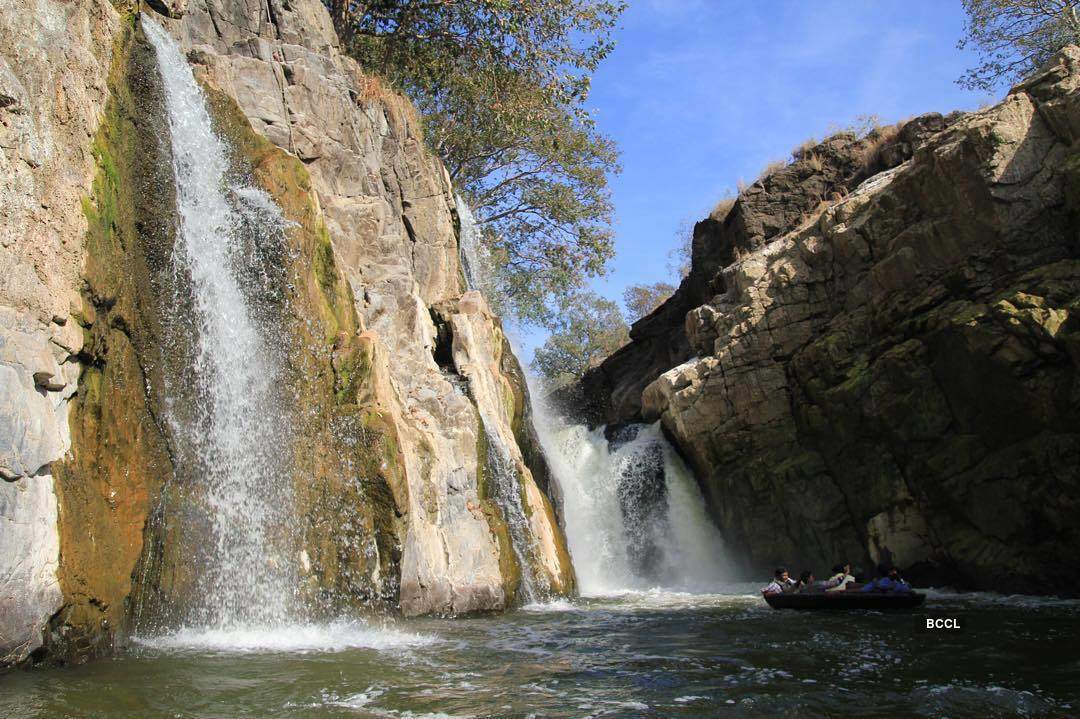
[198,86,407,611]
[48,22,180,663]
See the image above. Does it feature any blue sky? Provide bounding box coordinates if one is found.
[514,0,996,360]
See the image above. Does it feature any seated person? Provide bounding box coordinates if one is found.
[825,563,856,592]
[761,567,796,595]
[860,566,913,593]
[796,570,826,593]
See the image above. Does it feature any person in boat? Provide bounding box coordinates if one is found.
[860,566,913,593]
[796,570,815,591]
[762,567,796,595]
[825,563,856,592]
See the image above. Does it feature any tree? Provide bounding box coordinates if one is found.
[667,219,695,280]
[958,0,1080,91]
[329,0,626,326]
[622,282,675,323]
[531,291,628,387]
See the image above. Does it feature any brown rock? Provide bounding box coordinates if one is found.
[570,47,1080,596]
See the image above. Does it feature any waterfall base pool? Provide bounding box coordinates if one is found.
[4,588,1078,718]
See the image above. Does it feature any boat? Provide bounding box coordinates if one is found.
[763,590,926,610]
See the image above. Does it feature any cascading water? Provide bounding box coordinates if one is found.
[480,424,542,603]
[143,16,297,630]
[452,193,729,598]
[454,193,486,293]
[452,194,547,603]
[536,418,731,595]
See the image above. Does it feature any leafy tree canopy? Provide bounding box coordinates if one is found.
[329,0,626,326]
[622,282,675,323]
[531,291,628,387]
[958,0,1080,91]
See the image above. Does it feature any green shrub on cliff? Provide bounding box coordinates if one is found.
[327,0,624,327]
[623,282,675,323]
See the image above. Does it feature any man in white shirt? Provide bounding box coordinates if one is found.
[762,567,796,595]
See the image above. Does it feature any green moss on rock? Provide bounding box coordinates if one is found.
[49,22,178,664]
[200,85,406,611]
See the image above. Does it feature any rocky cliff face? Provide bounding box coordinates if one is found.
[0,0,120,667]
[569,50,1080,595]
[173,0,572,620]
[1,0,572,669]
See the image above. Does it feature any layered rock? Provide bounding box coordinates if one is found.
[1,0,572,669]
[570,50,1080,595]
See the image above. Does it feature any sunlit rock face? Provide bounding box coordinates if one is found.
[168,0,573,615]
[1,0,572,669]
[0,0,119,668]
[567,48,1080,596]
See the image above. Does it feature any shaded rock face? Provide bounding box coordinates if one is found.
[558,124,932,426]
[570,50,1080,595]
[45,25,180,663]
[1,0,572,669]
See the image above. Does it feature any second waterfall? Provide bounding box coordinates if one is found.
[454,194,731,598]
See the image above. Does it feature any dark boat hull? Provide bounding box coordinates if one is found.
[764,591,926,610]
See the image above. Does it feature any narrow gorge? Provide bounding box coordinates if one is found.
[560,51,1080,597]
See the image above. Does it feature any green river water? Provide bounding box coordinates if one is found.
[3,587,1077,718]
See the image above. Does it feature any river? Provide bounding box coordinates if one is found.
[2,588,1078,717]
[4,16,1077,717]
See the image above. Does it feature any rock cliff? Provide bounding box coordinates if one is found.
[1,0,119,667]
[568,50,1080,595]
[1,0,572,669]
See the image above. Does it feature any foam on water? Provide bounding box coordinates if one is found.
[135,620,438,654]
[673,695,710,704]
[292,688,479,718]
[520,598,578,613]
[598,586,760,606]
[924,587,1080,608]
[324,689,382,709]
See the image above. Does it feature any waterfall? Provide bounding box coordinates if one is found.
[536,418,731,595]
[143,17,297,629]
[452,194,547,602]
[480,424,542,603]
[451,194,727,600]
[454,193,485,292]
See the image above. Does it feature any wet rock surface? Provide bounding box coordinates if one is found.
[0,0,119,668]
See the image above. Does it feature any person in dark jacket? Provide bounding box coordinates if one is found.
[860,566,912,593]
[796,570,815,591]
